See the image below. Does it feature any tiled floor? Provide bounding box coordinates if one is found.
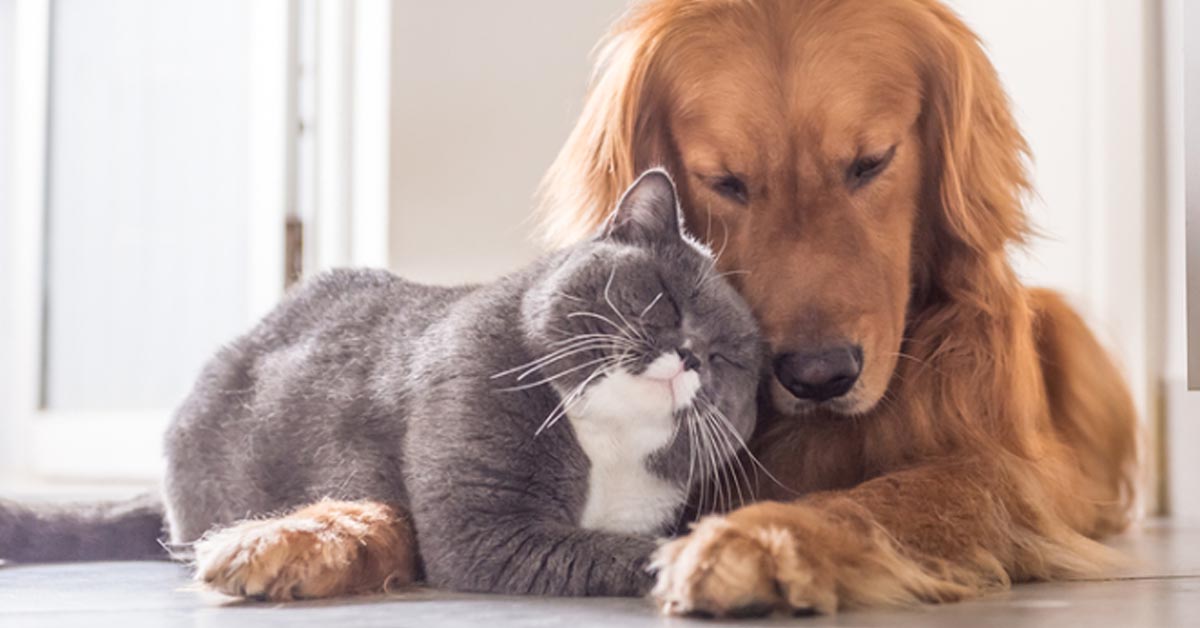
[1,520,1196,628]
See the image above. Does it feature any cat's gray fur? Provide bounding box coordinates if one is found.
[0,171,762,597]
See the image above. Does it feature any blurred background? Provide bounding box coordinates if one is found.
[0,0,1195,521]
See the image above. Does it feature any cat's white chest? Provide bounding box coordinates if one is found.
[566,358,696,535]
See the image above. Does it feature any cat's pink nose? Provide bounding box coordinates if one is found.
[676,348,701,371]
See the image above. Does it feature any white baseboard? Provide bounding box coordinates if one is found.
[1166,378,1200,519]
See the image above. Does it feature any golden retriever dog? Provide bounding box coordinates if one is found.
[539,0,1139,616]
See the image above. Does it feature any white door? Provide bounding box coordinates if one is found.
[1166,0,1200,519]
[3,0,292,481]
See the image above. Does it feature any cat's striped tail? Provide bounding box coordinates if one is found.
[0,493,168,563]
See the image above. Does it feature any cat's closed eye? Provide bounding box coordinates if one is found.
[710,352,748,371]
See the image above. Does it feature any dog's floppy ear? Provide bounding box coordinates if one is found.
[920,3,1031,258]
[537,4,675,247]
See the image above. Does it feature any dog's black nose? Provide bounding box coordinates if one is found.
[773,345,863,402]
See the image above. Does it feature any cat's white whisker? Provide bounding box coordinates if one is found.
[711,269,753,282]
[493,339,610,377]
[639,292,665,319]
[693,215,732,294]
[562,304,654,353]
[554,291,586,303]
[704,407,747,510]
[699,395,798,497]
[491,337,626,379]
[685,409,710,515]
[699,268,752,291]
[603,268,649,344]
[513,343,633,382]
[704,201,714,247]
[682,408,699,503]
[714,214,731,264]
[701,404,751,509]
[692,405,726,513]
[534,356,631,437]
[705,411,736,512]
[536,378,590,437]
[550,332,638,348]
[564,311,640,342]
[500,354,627,392]
[690,408,716,516]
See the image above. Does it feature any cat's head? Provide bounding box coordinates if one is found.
[517,169,763,472]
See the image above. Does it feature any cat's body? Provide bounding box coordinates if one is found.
[165,270,457,542]
[160,171,762,596]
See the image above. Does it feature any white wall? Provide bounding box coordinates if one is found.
[0,0,9,222]
[0,0,13,457]
[388,0,628,285]
[947,0,1094,297]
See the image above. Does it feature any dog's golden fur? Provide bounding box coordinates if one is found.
[541,0,1138,616]
[195,500,416,601]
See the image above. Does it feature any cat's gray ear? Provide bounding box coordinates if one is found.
[603,169,683,244]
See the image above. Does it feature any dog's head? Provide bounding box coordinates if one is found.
[541,0,1029,418]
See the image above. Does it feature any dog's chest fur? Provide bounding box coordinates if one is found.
[567,369,683,535]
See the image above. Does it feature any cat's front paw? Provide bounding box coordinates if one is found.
[650,512,837,618]
[193,500,415,601]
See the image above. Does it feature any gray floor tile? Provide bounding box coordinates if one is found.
[0,520,1196,627]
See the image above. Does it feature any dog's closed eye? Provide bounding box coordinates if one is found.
[709,173,749,204]
[846,145,897,190]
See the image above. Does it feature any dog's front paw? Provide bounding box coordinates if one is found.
[193,500,415,601]
[651,514,837,618]
[194,516,350,600]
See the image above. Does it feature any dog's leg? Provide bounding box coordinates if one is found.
[652,459,1122,617]
[1029,288,1139,537]
[194,499,416,601]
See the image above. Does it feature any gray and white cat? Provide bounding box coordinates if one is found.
[0,170,762,597]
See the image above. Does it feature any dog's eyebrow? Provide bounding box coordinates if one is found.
[691,167,748,180]
[854,144,897,162]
